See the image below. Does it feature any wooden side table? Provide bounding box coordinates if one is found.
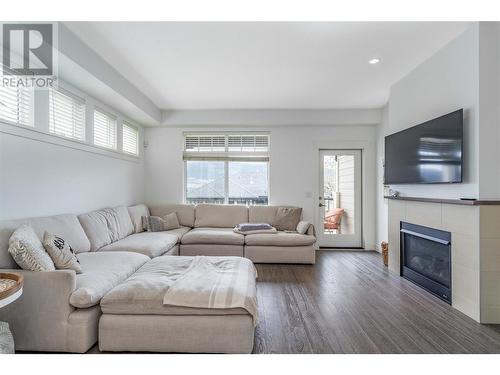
[0,273,23,354]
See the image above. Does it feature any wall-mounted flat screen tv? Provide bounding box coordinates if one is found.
[384,109,463,184]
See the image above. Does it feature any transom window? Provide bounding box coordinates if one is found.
[49,88,85,141]
[0,85,32,127]
[93,108,117,150]
[184,133,270,205]
[122,121,139,156]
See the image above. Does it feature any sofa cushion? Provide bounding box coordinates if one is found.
[0,214,91,269]
[101,256,248,316]
[78,207,135,251]
[165,226,191,240]
[181,227,244,245]
[149,204,195,228]
[194,204,248,228]
[127,204,150,233]
[70,251,149,308]
[244,232,316,246]
[248,206,279,224]
[99,232,179,258]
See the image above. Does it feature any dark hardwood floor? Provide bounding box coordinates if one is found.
[252,250,500,354]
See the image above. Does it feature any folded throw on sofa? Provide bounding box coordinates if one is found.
[163,256,259,325]
[233,222,277,235]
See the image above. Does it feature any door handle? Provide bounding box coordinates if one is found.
[319,203,325,207]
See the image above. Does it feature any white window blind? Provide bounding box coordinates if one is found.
[122,121,139,155]
[0,85,32,127]
[93,108,117,150]
[184,133,269,161]
[49,88,85,140]
[228,135,269,152]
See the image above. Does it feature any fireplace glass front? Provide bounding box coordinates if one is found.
[400,222,451,304]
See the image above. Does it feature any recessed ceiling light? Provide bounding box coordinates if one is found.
[368,58,380,65]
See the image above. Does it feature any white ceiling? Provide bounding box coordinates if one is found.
[64,22,470,110]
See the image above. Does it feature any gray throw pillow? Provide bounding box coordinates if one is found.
[142,212,181,232]
[43,232,82,274]
[8,225,55,271]
[273,207,302,231]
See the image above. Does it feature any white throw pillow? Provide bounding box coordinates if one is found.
[43,231,82,273]
[8,225,55,271]
[296,221,311,235]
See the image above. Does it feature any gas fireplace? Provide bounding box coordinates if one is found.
[400,222,452,304]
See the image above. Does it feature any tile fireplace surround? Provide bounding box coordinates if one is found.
[386,196,500,323]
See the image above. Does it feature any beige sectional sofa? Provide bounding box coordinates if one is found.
[0,203,315,353]
[150,203,316,263]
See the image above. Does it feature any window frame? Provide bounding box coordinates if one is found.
[183,132,271,205]
[0,84,33,128]
[93,107,118,151]
[48,87,86,141]
[122,120,140,156]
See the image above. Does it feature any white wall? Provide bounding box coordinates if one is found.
[386,25,479,199]
[0,132,144,220]
[144,124,377,249]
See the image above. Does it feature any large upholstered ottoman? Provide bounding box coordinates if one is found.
[99,256,257,353]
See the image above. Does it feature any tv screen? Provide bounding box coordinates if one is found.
[384,109,463,184]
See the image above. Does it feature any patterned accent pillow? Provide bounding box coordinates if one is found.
[43,232,82,274]
[142,213,180,232]
[8,225,55,271]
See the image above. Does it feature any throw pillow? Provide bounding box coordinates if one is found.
[296,221,311,235]
[8,225,55,271]
[163,212,181,230]
[272,207,302,231]
[43,232,82,274]
[142,213,181,232]
[142,215,163,232]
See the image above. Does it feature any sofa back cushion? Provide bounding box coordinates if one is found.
[127,204,150,233]
[248,206,279,224]
[194,204,248,228]
[78,206,134,251]
[0,214,91,269]
[249,205,303,230]
[149,204,195,228]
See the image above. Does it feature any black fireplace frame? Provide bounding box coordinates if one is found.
[400,222,452,304]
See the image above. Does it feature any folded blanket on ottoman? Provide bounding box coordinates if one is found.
[163,256,259,325]
[233,222,277,235]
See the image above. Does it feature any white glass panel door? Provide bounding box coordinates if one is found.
[318,149,362,248]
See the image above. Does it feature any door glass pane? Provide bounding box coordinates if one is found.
[322,154,355,235]
[186,161,225,204]
[228,162,268,205]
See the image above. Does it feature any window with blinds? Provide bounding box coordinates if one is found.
[49,88,85,141]
[184,133,270,205]
[93,109,117,150]
[122,121,139,155]
[0,85,32,127]
[184,133,269,161]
